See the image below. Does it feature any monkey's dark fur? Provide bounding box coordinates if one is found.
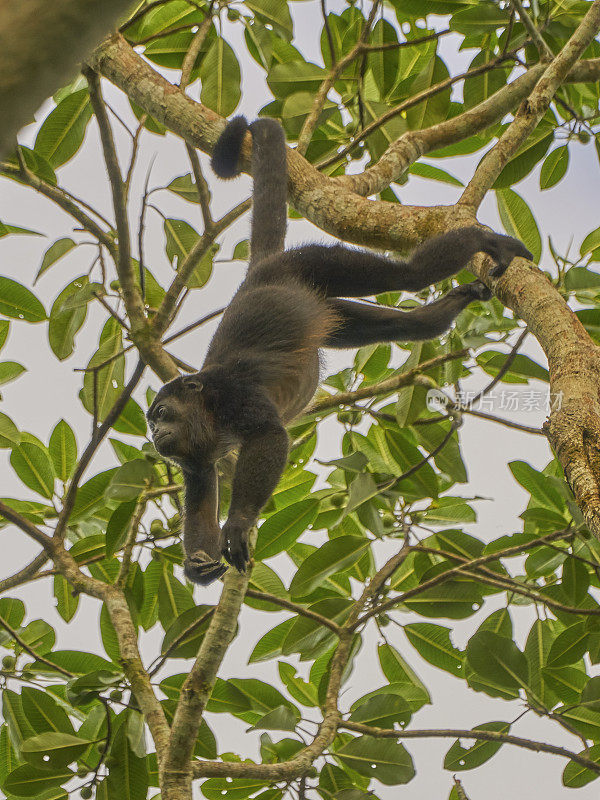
[147,117,532,585]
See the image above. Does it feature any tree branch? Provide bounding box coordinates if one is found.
[340,721,600,775]
[307,349,468,415]
[84,66,147,331]
[509,0,554,61]
[460,0,600,209]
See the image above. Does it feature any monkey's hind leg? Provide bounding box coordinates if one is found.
[325,282,491,347]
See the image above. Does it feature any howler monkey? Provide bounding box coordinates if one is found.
[147,116,532,586]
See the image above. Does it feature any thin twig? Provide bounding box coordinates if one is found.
[468,327,529,405]
[340,722,600,776]
[179,1,215,90]
[0,615,74,676]
[509,0,554,60]
[84,67,146,327]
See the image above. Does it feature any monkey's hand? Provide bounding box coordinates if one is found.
[483,232,533,278]
[184,551,227,586]
[222,517,251,573]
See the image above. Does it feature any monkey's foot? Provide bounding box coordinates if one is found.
[184,551,227,586]
[485,232,533,277]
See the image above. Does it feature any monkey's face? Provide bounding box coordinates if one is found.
[147,376,219,467]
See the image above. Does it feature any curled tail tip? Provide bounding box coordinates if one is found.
[211,116,249,179]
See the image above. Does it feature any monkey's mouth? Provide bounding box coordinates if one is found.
[152,432,174,454]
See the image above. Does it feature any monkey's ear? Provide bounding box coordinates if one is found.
[182,375,203,392]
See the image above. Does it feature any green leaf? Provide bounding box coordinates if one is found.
[0,411,20,448]
[0,277,46,322]
[228,678,299,721]
[2,763,72,796]
[477,351,549,383]
[35,238,76,283]
[562,744,600,788]
[466,630,528,691]
[451,4,510,33]
[404,622,464,677]
[0,725,19,784]
[166,173,199,202]
[377,643,428,692]
[444,721,510,770]
[21,686,75,736]
[0,319,8,351]
[406,56,451,130]
[34,89,92,168]
[80,318,124,419]
[106,500,137,558]
[54,575,79,622]
[540,145,569,189]
[70,468,117,520]
[289,536,370,597]
[158,567,194,629]
[21,732,90,770]
[48,277,88,360]
[105,720,148,800]
[547,621,589,667]
[565,267,600,290]
[495,189,542,263]
[509,461,565,511]
[336,736,415,785]
[48,420,77,482]
[246,0,293,37]
[581,226,600,257]
[267,60,328,97]
[0,222,41,238]
[348,694,411,728]
[255,499,320,560]
[163,218,199,268]
[10,441,55,498]
[107,460,153,501]
[0,598,26,638]
[250,706,298,732]
[112,398,147,436]
[161,604,214,658]
[0,361,25,386]
[204,678,252,714]
[232,239,250,261]
[409,162,464,186]
[278,662,318,707]
[200,38,241,116]
[524,619,557,706]
[248,618,295,663]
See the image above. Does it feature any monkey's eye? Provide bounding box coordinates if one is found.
[156,405,166,419]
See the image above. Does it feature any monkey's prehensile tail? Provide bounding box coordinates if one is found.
[211,116,288,266]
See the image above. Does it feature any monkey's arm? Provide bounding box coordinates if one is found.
[221,423,289,572]
[181,464,227,585]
